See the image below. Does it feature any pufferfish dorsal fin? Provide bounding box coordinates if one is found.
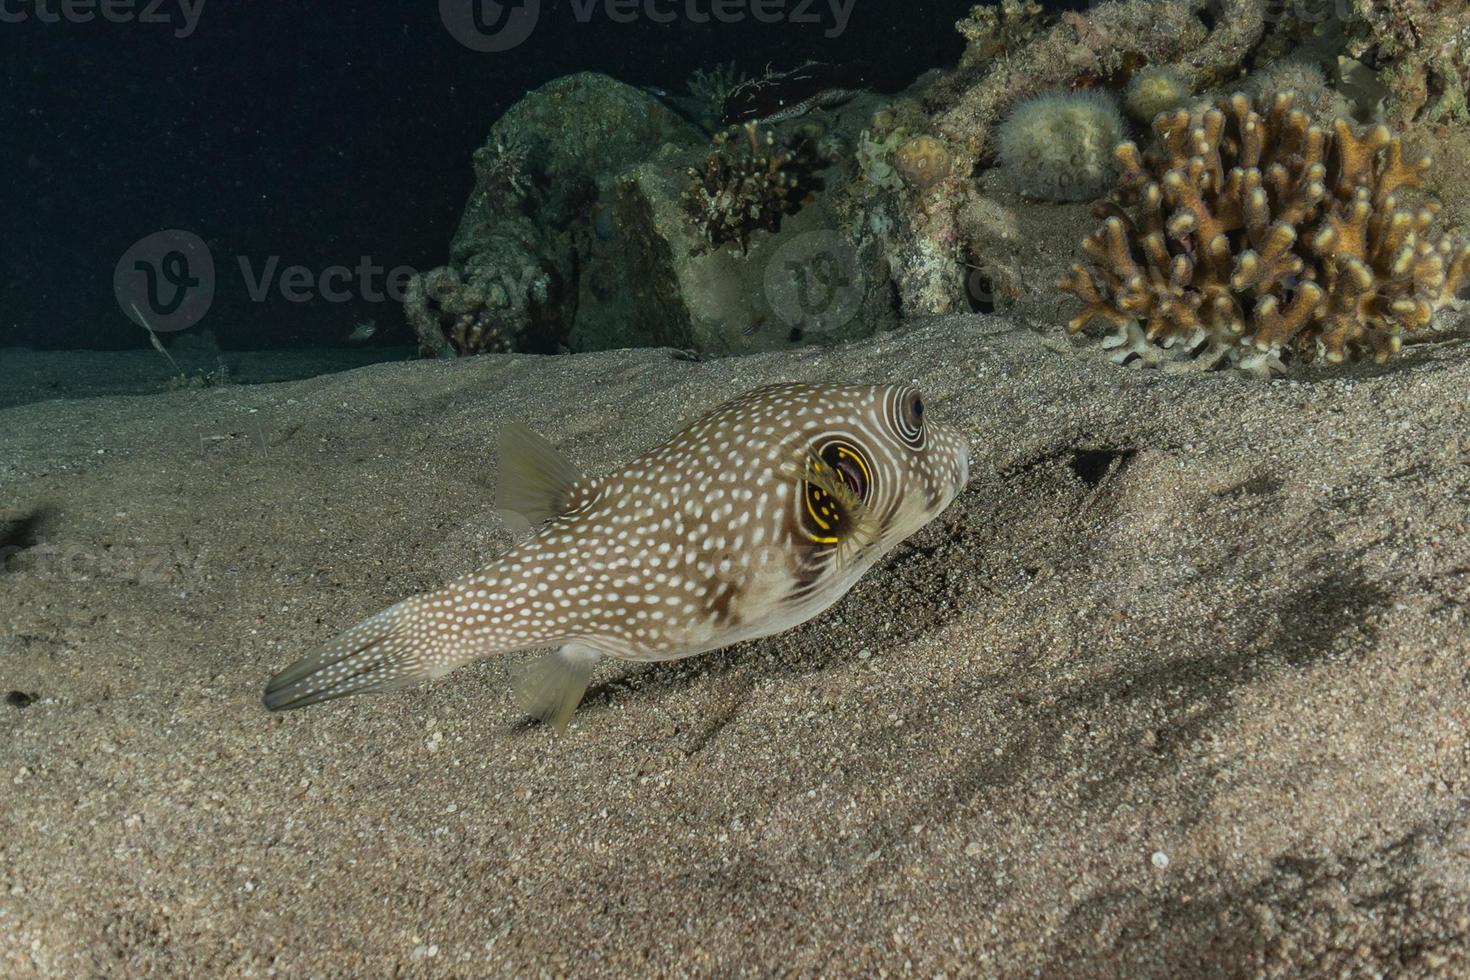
[790,447,882,569]
[495,421,586,529]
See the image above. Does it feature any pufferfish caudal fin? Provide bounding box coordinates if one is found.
[263,422,588,713]
[261,596,464,710]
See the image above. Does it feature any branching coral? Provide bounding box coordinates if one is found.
[682,123,805,254]
[1059,91,1470,373]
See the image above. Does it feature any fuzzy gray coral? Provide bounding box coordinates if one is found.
[684,62,749,128]
[998,90,1125,202]
[1124,66,1191,122]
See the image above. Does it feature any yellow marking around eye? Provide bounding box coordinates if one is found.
[832,444,871,491]
[804,461,841,541]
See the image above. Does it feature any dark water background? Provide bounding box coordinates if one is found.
[2,0,1066,352]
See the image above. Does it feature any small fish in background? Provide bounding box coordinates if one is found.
[263,383,970,731]
[722,61,864,126]
[347,319,377,343]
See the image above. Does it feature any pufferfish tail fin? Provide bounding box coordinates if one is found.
[262,591,472,711]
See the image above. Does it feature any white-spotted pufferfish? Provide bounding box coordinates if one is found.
[264,383,969,730]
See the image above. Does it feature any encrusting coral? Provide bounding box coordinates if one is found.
[894,135,952,191]
[1059,91,1470,373]
[682,122,806,254]
[954,0,1046,74]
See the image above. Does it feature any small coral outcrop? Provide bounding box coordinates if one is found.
[954,0,1046,74]
[682,122,805,254]
[997,90,1125,202]
[472,134,531,202]
[856,123,906,192]
[894,135,952,191]
[405,73,698,357]
[1060,91,1470,373]
[1124,66,1190,122]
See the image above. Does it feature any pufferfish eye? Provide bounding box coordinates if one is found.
[891,387,926,448]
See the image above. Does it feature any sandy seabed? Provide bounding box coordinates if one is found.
[2,316,1469,976]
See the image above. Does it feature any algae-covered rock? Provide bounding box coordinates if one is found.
[590,133,896,354]
[1250,0,1470,124]
[405,73,701,356]
[411,73,898,358]
[407,73,896,357]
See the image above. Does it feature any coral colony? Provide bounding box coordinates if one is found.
[1060,91,1470,374]
[1123,66,1191,123]
[998,90,1127,202]
[893,135,953,191]
[682,122,804,255]
[399,0,1470,376]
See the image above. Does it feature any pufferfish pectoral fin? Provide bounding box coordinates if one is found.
[511,643,601,734]
[495,421,586,528]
